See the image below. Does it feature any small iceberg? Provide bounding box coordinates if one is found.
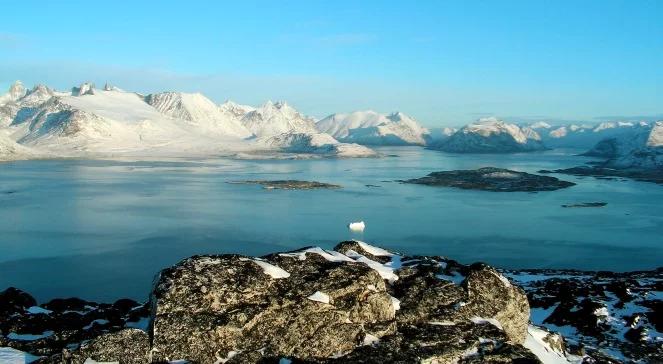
[348,221,365,232]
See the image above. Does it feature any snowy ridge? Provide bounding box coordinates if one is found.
[241,101,318,137]
[431,117,546,153]
[255,132,376,157]
[317,110,429,146]
[0,82,379,160]
[607,121,663,169]
[145,92,252,138]
[529,121,651,149]
[0,133,36,161]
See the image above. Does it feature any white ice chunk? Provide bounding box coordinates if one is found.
[307,291,330,304]
[348,221,366,232]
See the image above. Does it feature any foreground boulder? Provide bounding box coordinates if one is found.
[148,241,532,363]
[1,241,550,363]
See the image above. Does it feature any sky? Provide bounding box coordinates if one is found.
[0,0,661,127]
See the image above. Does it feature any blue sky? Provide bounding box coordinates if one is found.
[1,0,661,127]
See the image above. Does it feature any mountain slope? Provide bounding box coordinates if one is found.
[532,121,649,149]
[255,132,376,157]
[145,92,252,138]
[317,110,429,146]
[431,118,546,153]
[241,101,318,137]
[0,132,35,161]
[606,121,663,169]
[0,81,381,160]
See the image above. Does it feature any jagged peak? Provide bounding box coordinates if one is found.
[72,82,95,96]
[3,80,27,101]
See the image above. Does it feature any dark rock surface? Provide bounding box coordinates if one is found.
[1,242,660,363]
[403,167,576,192]
[503,268,663,363]
[229,180,342,190]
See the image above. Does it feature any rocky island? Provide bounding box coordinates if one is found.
[229,180,342,190]
[540,166,663,185]
[403,167,576,192]
[1,241,660,363]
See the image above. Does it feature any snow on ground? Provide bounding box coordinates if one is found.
[250,259,291,279]
[26,306,52,314]
[306,291,330,304]
[279,247,355,263]
[523,325,578,364]
[355,241,393,256]
[6,331,54,341]
[470,317,503,330]
[0,347,41,364]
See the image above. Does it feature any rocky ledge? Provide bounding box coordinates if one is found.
[403,167,576,192]
[539,166,663,185]
[229,180,342,190]
[0,242,660,363]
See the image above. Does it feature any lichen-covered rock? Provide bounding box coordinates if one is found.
[6,242,609,363]
[150,251,395,363]
[324,321,540,363]
[67,328,150,364]
[391,257,530,344]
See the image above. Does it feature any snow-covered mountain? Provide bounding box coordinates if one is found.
[145,92,252,138]
[219,100,255,119]
[255,132,376,157]
[426,127,457,144]
[0,81,378,160]
[430,117,546,153]
[527,121,649,149]
[240,101,318,137]
[0,80,27,104]
[0,132,35,161]
[316,110,429,146]
[590,121,663,169]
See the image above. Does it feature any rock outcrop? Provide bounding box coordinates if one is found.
[2,242,660,362]
[0,241,539,363]
[403,167,576,192]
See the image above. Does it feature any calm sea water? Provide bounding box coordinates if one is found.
[0,147,661,302]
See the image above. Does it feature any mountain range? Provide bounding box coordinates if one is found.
[0,81,660,170]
